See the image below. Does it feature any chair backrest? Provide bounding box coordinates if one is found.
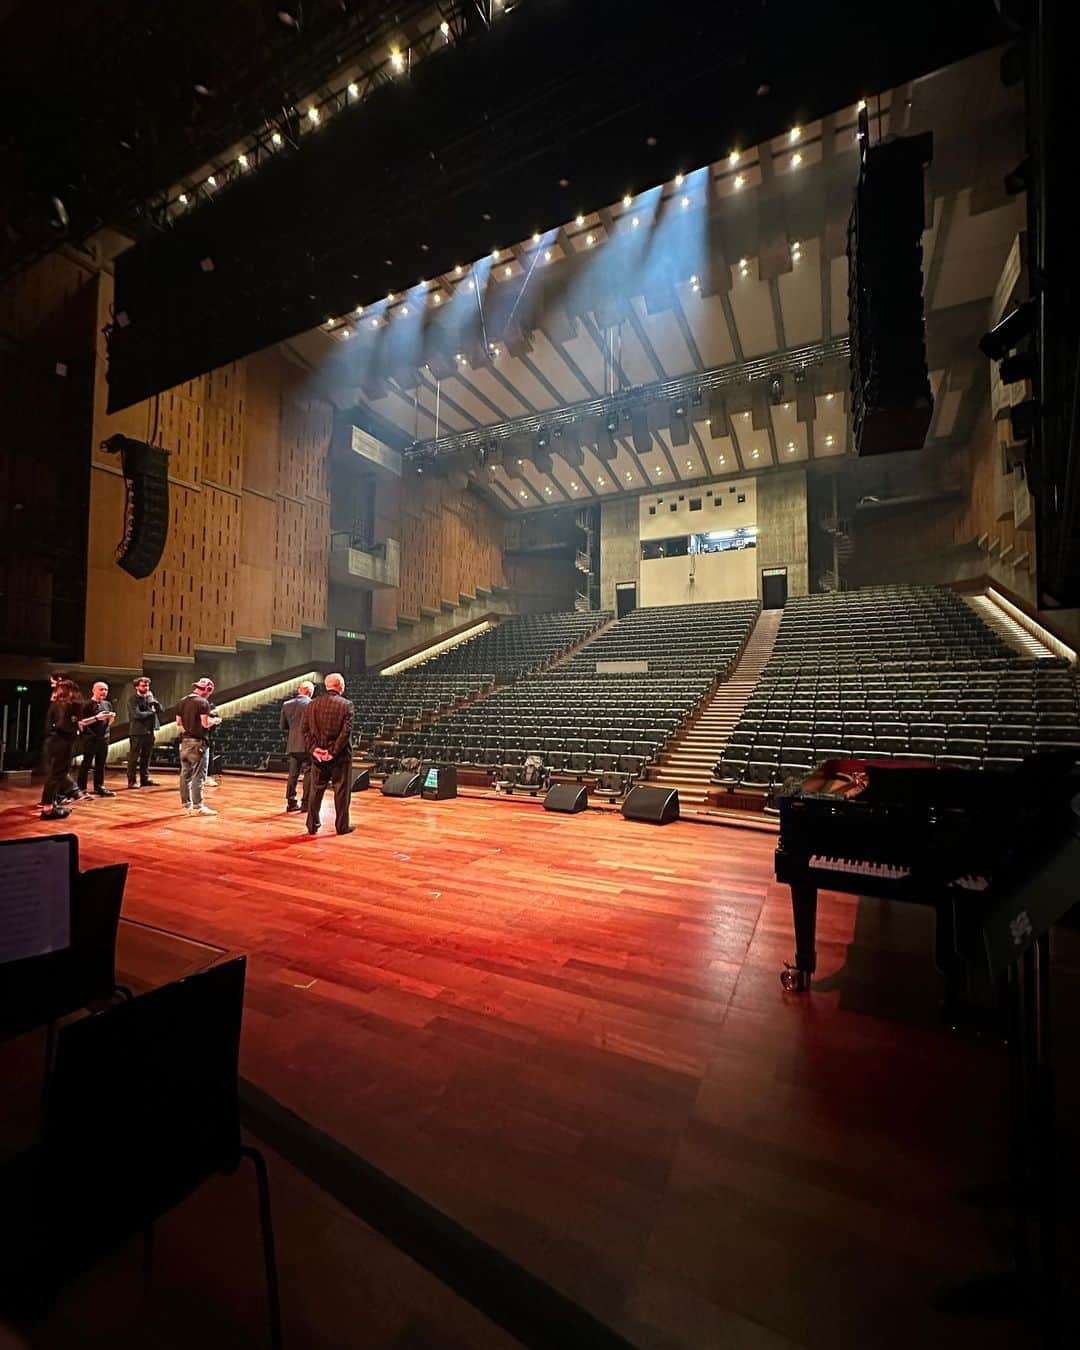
[39,956,247,1273]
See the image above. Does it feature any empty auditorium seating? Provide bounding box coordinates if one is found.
[715,586,1080,797]
[375,600,760,783]
[415,610,609,677]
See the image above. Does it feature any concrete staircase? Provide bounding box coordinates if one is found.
[647,608,783,808]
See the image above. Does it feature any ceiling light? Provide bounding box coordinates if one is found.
[307,107,319,124]
[743,412,750,419]
[341,327,351,339]
[532,231,541,244]
[598,477,605,486]
[690,275,699,285]
[734,174,745,189]
[400,306,408,316]
[631,216,639,228]
[586,233,595,245]
[520,491,527,498]
[237,154,248,168]
[390,47,405,71]
[355,305,364,316]
[371,318,379,328]
[504,265,512,277]
[729,150,740,166]
[271,131,283,146]
[826,392,835,401]
[440,20,450,36]
[789,126,801,142]
[545,487,552,494]
[655,465,662,474]
[622,193,632,207]
[784,402,792,410]
[675,173,685,187]
[787,441,795,450]
[686,459,693,468]
[433,293,442,304]
[825,434,835,446]
[752,449,760,458]
[387,291,395,301]
[681,195,690,209]
[348,82,359,98]
[857,99,867,113]
[575,213,585,227]
[739,257,748,269]
[571,482,578,490]
[454,264,463,275]
[544,249,553,261]
[718,456,726,465]
[207,175,217,187]
[792,152,803,167]
[791,240,801,253]
[178,193,188,205]
[492,248,499,261]
[626,471,632,480]
[323,318,333,328]
[456,352,464,361]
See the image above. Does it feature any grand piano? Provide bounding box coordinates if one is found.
[774,753,1079,994]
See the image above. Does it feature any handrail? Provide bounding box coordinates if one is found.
[239,1080,638,1350]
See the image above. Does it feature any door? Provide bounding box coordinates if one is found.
[762,568,788,610]
[616,583,637,618]
[334,631,367,674]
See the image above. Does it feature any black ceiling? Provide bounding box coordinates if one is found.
[12,0,1007,411]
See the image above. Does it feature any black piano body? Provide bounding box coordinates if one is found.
[774,753,1078,993]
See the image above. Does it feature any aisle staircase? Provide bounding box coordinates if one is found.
[646,608,783,808]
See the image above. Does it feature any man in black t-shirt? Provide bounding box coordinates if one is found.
[76,680,116,796]
[176,677,221,815]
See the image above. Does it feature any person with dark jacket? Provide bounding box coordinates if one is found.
[280,680,314,813]
[40,679,85,820]
[127,676,162,788]
[76,680,116,796]
[300,673,354,836]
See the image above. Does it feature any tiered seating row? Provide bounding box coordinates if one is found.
[718,586,1079,794]
[560,600,759,676]
[418,610,610,677]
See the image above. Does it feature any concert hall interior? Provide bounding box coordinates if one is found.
[2,2,1080,1349]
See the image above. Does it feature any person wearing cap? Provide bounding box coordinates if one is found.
[176,677,221,816]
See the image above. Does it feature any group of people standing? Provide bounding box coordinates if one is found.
[38,670,356,838]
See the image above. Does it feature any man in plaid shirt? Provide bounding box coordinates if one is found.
[301,672,354,836]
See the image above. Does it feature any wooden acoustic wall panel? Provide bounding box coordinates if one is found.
[155,387,205,486]
[144,485,201,658]
[242,349,281,497]
[237,490,275,640]
[273,495,307,635]
[197,487,241,649]
[392,478,507,620]
[0,249,93,344]
[302,495,330,629]
[83,469,145,670]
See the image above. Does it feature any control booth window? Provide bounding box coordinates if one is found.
[641,535,690,560]
[689,526,758,554]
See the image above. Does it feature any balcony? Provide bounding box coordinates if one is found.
[329,533,401,590]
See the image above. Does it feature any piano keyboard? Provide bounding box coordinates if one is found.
[808,854,912,881]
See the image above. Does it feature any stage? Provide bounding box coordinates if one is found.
[0,777,1038,1349]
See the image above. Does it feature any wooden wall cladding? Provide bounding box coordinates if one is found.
[87,272,331,662]
[380,475,506,625]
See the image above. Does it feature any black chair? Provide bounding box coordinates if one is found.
[0,957,282,1348]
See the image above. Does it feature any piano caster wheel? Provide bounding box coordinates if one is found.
[781,964,810,993]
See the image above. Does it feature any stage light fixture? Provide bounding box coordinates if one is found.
[575,214,585,227]
[207,175,217,187]
[341,327,351,339]
[178,193,188,205]
[752,448,760,458]
[769,375,783,405]
[400,306,408,316]
[390,47,405,71]
[605,410,619,434]
[586,233,595,246]
[348,82,359,98]
[545,487,552,495]
[454,264,463,275]
[792,153,803,167]
[623,194,632,207]
[675,173,685,187]
[681,196,690,209]
[492,248,500,261]
[734,175,745,189]
[544,249,553,261]
[433,293,442,304]
[307,107,320,124]
[825,434,834,446]
[631,409,651,454]
[789,126,801,142]
[631,216,639,228]
[238,154,248,168]
[537,427,549,449]
[532,231,541,243]
[440,20,450,35]
[271,131,283,146]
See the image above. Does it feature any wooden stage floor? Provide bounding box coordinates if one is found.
[0,776,1038,1350]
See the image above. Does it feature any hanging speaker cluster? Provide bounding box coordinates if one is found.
[101,435,170,579]
[847,130,935,456]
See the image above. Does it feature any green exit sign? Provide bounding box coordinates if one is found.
[14,684,28,693]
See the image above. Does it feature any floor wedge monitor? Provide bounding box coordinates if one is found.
[381,771,420,798]
[351,770,371,793]
[543,783,588,814]
[622,785,679,824]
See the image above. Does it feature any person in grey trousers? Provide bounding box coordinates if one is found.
[280,680,314,813]
[175,677,221,815]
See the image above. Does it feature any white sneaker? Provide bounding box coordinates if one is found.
[194,804,218,816]
[181,803,193,812]
[204,777,219,788]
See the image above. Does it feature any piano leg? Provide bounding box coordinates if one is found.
[781,883,817,992]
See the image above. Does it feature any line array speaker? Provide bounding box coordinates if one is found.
[847,131,935,456]
[622,785,679,824]
[543,783,588,813]
[381,771,420,798]
[101,435,170,578]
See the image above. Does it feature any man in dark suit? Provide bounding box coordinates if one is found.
[76,680,116,796]
[280,680,314,813]
[127,676,162,788]
[301,672,354,837]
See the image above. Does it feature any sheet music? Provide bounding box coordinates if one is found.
[0,838,71,964]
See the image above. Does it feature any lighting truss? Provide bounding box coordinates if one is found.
[403,336,851,462]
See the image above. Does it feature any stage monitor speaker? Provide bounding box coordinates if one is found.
[382,771,420,797]
[622,785,679,824]
[847,131,935,456]
[351,770,370,793]
[543,783,587,813]
[420,764,457,800]
[101,434,170,578]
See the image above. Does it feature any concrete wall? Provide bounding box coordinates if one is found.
[757,469,809,598]
[599,497,639,612]
[640,548,758,606]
